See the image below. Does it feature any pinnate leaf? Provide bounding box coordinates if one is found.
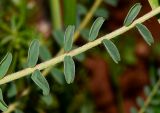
[0,52,12,79]
[64,55,75,84]
[64,25,75,52]
[102,39,120,63]
[136,23,154,46]
[27,39,40,67]
[89,17,105,41]
[31,70,50,95]
[0,88,8,111]
[124,3,142,26]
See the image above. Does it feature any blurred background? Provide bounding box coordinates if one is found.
[0,0,160,113]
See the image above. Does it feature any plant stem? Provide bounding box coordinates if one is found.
[4,1,103,112]
[42,0,103,76]
[0,6,160,85]
[138,79,160,113]
[3,87,30,113]
[50,0,62,30]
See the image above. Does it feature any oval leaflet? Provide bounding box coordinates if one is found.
[27,39,40,67]
[64,25,75,52]
[0,88,8,111]
[31,69,50,95]
[0,52,12,79]
[89,17,105,41]
[102,39,120,63]
[64,55,75,84]
[124,3,142,26]
[136,23,154,46]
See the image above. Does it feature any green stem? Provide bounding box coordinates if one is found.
[0,6,160,85]
[50,0,62,30]
[138,79,160,113]
[42,0,103,76]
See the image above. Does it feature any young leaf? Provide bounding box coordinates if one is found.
[89,17,105,41]
[136,23,154,45]
[124,3,142,26]
[0,52,12,79]
[0,88,8,111]
[102,39,120,63]
[64,55,75,84]
[31,70,50,95]
[27,39,40,67]
[64,25,75,52]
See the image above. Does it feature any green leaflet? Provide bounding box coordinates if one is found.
[94,8,109,18]
[27,39,40,67]
[136,23,154,46]
[31,70,50,95]
[130,107,138,113]
[64,25,75,52]
[136,97,144,107]
[51,68,65,85]
[124,3,142,26]
[77,4,87,15]
[53,30,64,47]
[148,0,160,23]
[15,109,24,113]
[39,45,52,61]
[144,86,150,96]
[89,17,105,41]
[103,0,118,7]
[0,88,8,111]
[80,29,90,41]
[102,39,120,63]
[0,52,12,79]
[7,83,17,98]
[64,55,75,84]
[41,94,53,106]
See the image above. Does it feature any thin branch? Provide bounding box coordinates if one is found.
[42,0,103,76]
[4,1,103,112]
[0,6,160,85]
[138,79,160,113]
